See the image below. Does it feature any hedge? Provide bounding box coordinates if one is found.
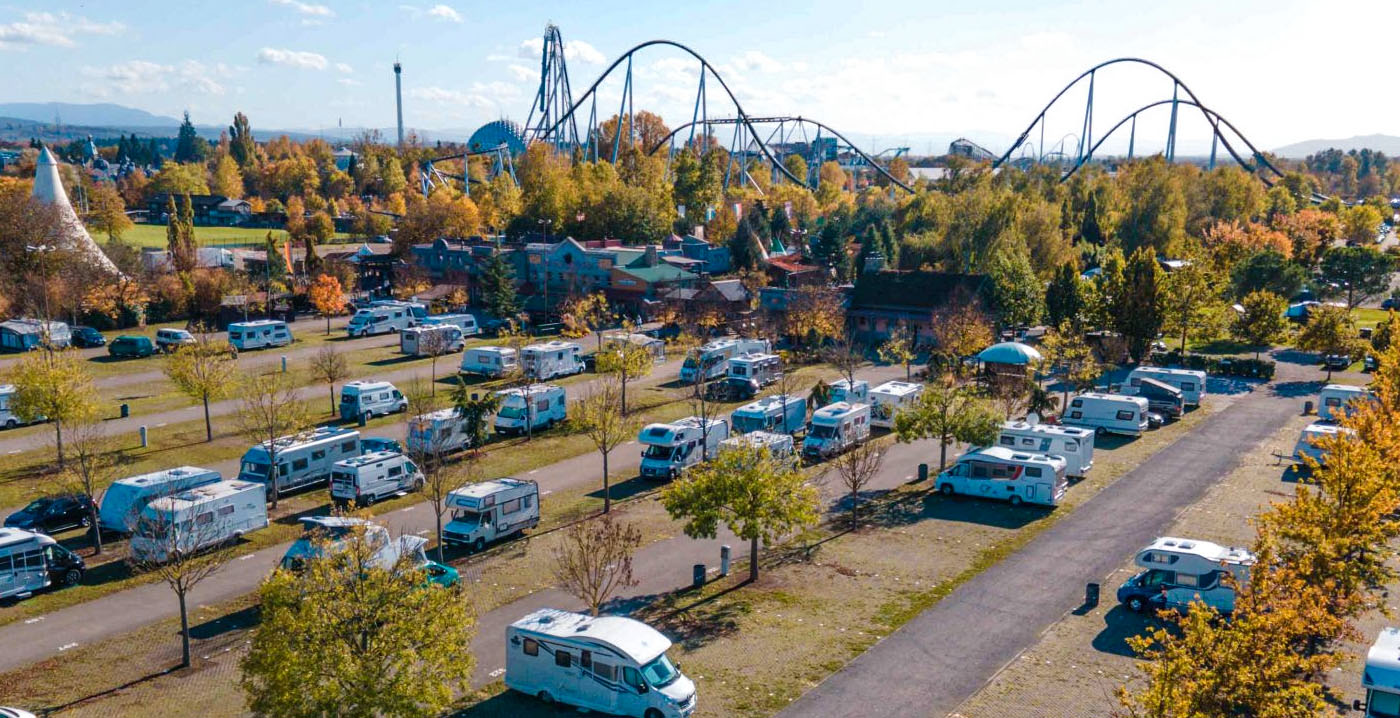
[1146,351,1276,380]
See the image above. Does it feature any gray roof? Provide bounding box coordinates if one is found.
[711,279,747,303]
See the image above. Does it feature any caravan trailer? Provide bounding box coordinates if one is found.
[1061,393,1150,437]
[98,466,222,534]
[639,418,730,479]
[603,332,666,364]
[227,320,292,351]
[1319,384,1372,421]
[679,338,771,383]
[421,313,480,336]
[1359,628,1400,718]
[1293,422,1356,465]
[505,608,697,718]
[0,528,85,600]
[407,408,474,455]
[827,379,870,406]
[1127,367,1208,406]
[494,385,568,435]
[995,421,1096,478]
[869,381,923,429]
[1116,536,1254,614]
[400,324,465,356]
[935,447,1069,507]
[522,341,585,380]
[1120,377,1184,418]
[461,346,518,378]
[720,430,795,459]
[730,395,806,435]
[128,480,269,563]
[802,402,872,460]
[237,426,362,495]
[442,478,540,551]
[726,353,782,393]
[0,383,39,429]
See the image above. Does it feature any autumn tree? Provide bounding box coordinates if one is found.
[829,441,885,529]
[1296,304,1362,380]
[1233,291,1290,359]
[1039,323,1101,409]
[8,348,97,467]
[309,345,349,416]
[560,292,612,352]
[894,377,1004,471]
[878,324,918,380]
[163,328,237,442]
[308,273,347,335]
[930,300,994,376]
[662,442,820,583]
[552,513,642,616]
[596,332,654,415]
[785,284,846,350]
[235,373,310,509]
[575,381,637,513]
[86,180,132,241]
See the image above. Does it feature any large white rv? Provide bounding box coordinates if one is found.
[1116,536,1254,614]
[1318,383,1372,422]
[280,516,395,573]
[869,380,924,429]
[346,303,414,337]
[522,340,585,380]
[935,447,1069,507]
[995,421,1096,478]
[827,379,870,406]
[461,346,518,377]
[407,408,475,455]
[1359,627,1400,718]
[227,320,293,351]
[399,324,465,356]
[442,477,540,552]
[1061,393,1150,437]
[1293,422,1357,465]
[802,402,872,460]
[505,608,697,718]
[338,380,407,422]
[495,385,568,435]
[679,338,771,383]
[237,426,363,496]
[421,312,480,336]
[730,395,806,435]
[727,353,782,390]
[128,480,269,563]
[98,466,222,534]
[329,451,423,507]
[639,418,730,480]
[1127,367,1208,406]
[0,528,85,600]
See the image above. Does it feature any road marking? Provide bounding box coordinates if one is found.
[489,667,505,678]
[58,642,78,651]
[7,450,20,455]
[155,422,168,428]
[528,469,538,475]
[905,475,914,480]
[400,506,417,513]
[626,440,637,445]
[239,555,255,561]
[415,529,430,536]
[541,490,553,496]
[24,616,44,624]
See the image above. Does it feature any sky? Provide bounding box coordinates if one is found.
[0,0,1396,155]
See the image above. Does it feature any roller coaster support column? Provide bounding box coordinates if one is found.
[1166,84,1179,163]
[1209,131,1218,170]
[1128,115,1136,160]
[611,56,633,164]
[1078,70,1095,165]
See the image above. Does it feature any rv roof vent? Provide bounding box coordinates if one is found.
[1178,541,1195,549]
[1162,539,1179,547]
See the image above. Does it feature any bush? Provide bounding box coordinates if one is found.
[1146,351,1276,380]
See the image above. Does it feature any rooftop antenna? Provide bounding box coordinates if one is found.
[394,58,405,149]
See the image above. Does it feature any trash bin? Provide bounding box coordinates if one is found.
[692,564,706,589]
[1085,582,1100,607]
[918,463,929,482]
[120,403,129,418]
[1304,400,1314,416]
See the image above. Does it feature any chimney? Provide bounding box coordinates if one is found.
[644,245,659,267]
[394,62,404,149]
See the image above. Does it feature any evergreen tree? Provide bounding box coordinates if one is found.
[1045,262,1085,328]
[769,204,791,244]
[229,112,256,169]
[1118,246,1164,359]
[728,220,761,271]
[174,112,206,164]
[1080,190,1106,245]
[480,251,519,319]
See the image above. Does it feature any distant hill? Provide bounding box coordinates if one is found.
[1273,134,1400,158]
[0,102,183,128]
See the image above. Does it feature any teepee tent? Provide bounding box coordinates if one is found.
[31,147,121,276]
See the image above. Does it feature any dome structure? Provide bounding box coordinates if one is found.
[467,120,527,155]
[32,147,120,276]
[976,341,1042,365]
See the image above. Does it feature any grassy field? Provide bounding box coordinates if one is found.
[105,224,355,250]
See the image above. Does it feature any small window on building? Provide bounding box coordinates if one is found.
[523,638,538,656]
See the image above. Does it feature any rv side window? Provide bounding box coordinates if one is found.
[1025,467,1043,478]
[1038,439,1052,452]
[1070,399,1082,407]
[1325,397,1341,407]
[292,458,309,472]
[580,649,592,669]
[971,463,989,478]
[0,555,11,572]
[999,436,1015,446]
[341,441,356,453]
[501,498,520,514]
[623,667,644,691]
[1181,382,1195,391]
[1115,410,1135,421]
[439,429,453,440]
[218,505,235,517]
[1175,573,1201,588]
[1129,378,1141,386]
[312,450,326,461]
[195,512,214,526]
[1069,411,1082,419]
[555,650,572,668]
[522,638,538,656]
[387,466,403,478]
[556,396,565,407]
[593,660,615,681]
[1064,441,1079,452]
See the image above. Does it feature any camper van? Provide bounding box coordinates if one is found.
[1117,537,1254,614]
[505,608,697,718]
[407,408,474,455]
[1358,627,1400,718]
[730,395,806,435]
[1293,422,1356,465]
[870,381,924,429]
[280,517,455,587]
[1319,384,1371,422]
[1120,376,1184,418]
[827,379,870,406]
[639,418,730,480]
[128,480,269,563]
[227,320,293,351]
[399,324,465,356]
[802,402,872,460]
[679,338,771,383]
[726,353,782,394]
[495,385,568,435]
[98,466,223,534]
[996,421,1096,478]
[237,426,362,496]
[935,446,1069,507]
[0,383,37,429]
[422,312,480,336]
[346,304,413,337]
[339,380,408,422]
[330,451,423,507]
[442,478,540,551]
[461,346,518,378]
[1061,393,1150,437]
[720,430,795,459]
[1126,367,1208,406]
[373,299,428,323]
[522,341,585,380]
[0,528,85,600]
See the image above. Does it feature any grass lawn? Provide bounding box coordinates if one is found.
[1353,306,1391,329]
[105,224,355,250]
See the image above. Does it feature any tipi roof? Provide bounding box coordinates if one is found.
[32,147,120,276]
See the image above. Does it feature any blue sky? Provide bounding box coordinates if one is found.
[1,0,1395,153]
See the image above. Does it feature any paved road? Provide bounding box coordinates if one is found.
[0,363,910,673]
[777,360,1314,718]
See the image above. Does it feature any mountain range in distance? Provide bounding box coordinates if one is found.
[3,102,1400,159]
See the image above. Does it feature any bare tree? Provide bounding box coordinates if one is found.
[551,513,642,616]
[235,373,310,510]
[821,334,864,390]
[405,380,469,563]
[309,345,349,417]
[418,328,452,395]
[62,418,121,555]
[575,380,637,513]
[828,442,885,529]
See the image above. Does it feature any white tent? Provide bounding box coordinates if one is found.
[31,147,121,276]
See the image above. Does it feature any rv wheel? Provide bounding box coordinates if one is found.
[1095,426,1106,437]
[3,419,15,429]
[473,537,486,552]
[939,483,954,496]
[537,691,555,704]
[1009,495,1024,507]
[62,569,82,587]
[646,710,665,718]
[1127,595,1147,613]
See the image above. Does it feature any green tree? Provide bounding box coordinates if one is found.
[596,334,654,415]
[728,219,762,271]
[783,154,809,186]
[1341,204,1384,245]
[985,249,1044,327]
[1118,247,1164,360]
[174,111,206,164]
[1044,262,1085,329]
[479,251,519,320]
[1117,157,1187,254]
[1233,291,1290,359]
[229,112,256,169]
[163,329,236,442]
[449,376,503,452]
[894,378,1004,471]
[1373,310,1396,353]
[1320,245,1394,308]
[877,324,918,381]
[1040,323,1101,410]
[166,194,197,274]
[8,348,97,467]
[241,522,476,718]
[1160,245,1226,353]
[1231,249,1306,300]
[1295,304,1362,380]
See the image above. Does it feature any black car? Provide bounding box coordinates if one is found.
[4,494,96,534]
[70,326,107,347]
[1323,354,1352,371]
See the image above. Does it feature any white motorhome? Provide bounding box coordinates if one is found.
[802,402,872,460]
[407,408,475,455]
[603,332,666,364]
[461,346,518,378]
[506,608,697,718]
[495,385,568,436]
[522,340,585,380]
[720,430,795,459]
[0,528,85,600]
[237,426,362,495]
[98,466,222,534]
[227,320,292,351]
[374,299,427,323]
[1127,367,1208,406]
[280,516,395,573]
[399,324,465,356]
[1116,536,1254,614]
[827,379,870,406]
[0,383,36,429]
[330,451,424,507]
[869,380,924,429]
[935,446,1069,507]
[128,480,269,563]
[442,478,540,551]
[996,421,1096,478]
[1061,393,1150,437]
[346,303,413,337]
[679,337,771,383]
[422,312,480,336]
[1319,383,1372,422]
[1293,422,1357,465]
[727,352,782,390]
[1359,627,1400,718]
[339,380,407,422]
[639,417,730,480]
[730,395,807,435]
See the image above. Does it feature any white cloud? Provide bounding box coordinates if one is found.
[338,77,362,86]
[409,81,523,112]
[269,0,333,17]
[728,50,784,75]
[507,64,534,81]
[335,62,353,73]
[427,5,462,22]
[80,60,234,97]
[518,36,605,65]
[258,47,329,70]
[0,11,124,50]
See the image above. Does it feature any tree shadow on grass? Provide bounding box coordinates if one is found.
[587,473,657,503]
[625,581,752,651]
[1090,604,1155,658]
[862,491,1045,531]
[187,604,260,640]
[1270,380,1323,399]
[367,355,419,367]
[1271,348,1318,366]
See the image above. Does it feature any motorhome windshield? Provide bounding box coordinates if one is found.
[1370,690,1400,718]
[682,356,700,370]
[241,461,270,478]
[810,424,837,439]
[450,509,482,526]
[642,653,681,688]
[643,444,676,460]
[498,406,527,419]
[732,415,766,434]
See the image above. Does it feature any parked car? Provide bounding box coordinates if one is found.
[70,326,106,347]
[1366,355,1380,371]
[1145,411,1167,429]
[1384,297,1400,310]
[155,328,196,353]
[1323,354,1352,370]
[108,335,155,358]
[4,494,96,534]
